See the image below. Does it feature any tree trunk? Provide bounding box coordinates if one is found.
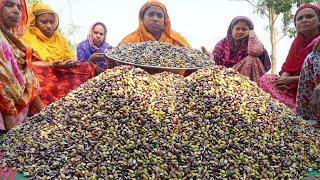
[268,8,278,74]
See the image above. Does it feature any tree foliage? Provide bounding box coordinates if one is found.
[248,0,319,37]
[26,0,42,7]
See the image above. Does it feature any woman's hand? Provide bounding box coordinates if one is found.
[88,53,105,64]
[52,60,78,68]
[311,85,320,118]
[273,76,292,90]
[32,61,51,67]
[201,46,213,59]
[65,60,79,67]
[33,95,44,112]
[201,46,208,54]
[51,61,66,68]
[95,67,106,75]
[248,30,256,37]
[3,114,18,130]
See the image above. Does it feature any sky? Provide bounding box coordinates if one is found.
[41,0,296,73]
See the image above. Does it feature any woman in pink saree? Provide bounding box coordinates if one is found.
[213,16,271,83]
[259,4,320,110]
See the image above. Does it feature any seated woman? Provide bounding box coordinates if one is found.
[19,2,94,111]
[0,0,41,130]
[119,0,190,47]
[77,22,109,74]
[297,46,320,127]
[259,4,320,110]
[213,16,271,83]
[20,2,76,67]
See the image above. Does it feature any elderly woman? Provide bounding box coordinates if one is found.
[0,0,41,130]
[120,0,190,47]
[77,22,109,74]
[259,4,320,110]
[20,2,76,68]
[213,16,271,83]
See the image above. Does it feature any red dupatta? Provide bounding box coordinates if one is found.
[281,32,320,76]
[281,4,320,76]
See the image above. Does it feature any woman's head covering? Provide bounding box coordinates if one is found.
[227,16,254,37]
[213,16,254,67]
[294,4,320,24]
[76,22,109,68]
[120,0,190,47]
[28,2,59,32]
[281,4,320,76]
[88,22,107,51]
[0,0,28,37]
[20,2,74,62]
[138,0,171,38]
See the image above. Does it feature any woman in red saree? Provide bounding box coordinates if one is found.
[21,2,95,113]
[259,4,320,110]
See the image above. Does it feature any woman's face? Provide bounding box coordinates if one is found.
[35,13,56,38]
[91,24,105,47]
[295,8,319,35]
[231,21,250,41]
[143,6,165,35]
[1,0,22,29]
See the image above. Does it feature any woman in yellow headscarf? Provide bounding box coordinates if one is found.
[19,2,94,113]
[20,2,76,68]
[119,0,190,47]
